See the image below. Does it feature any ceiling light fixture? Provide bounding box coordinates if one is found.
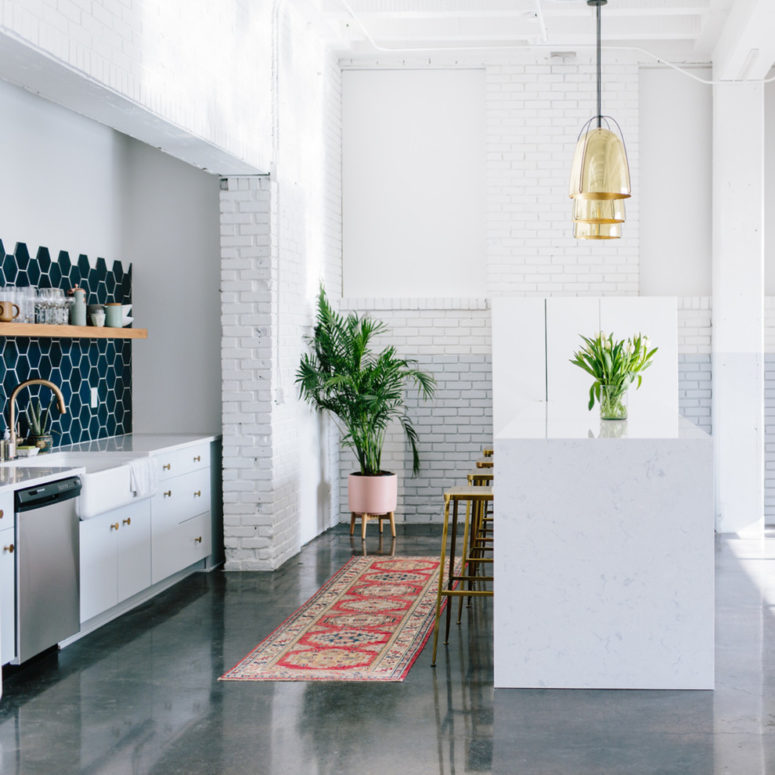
[569,0,631,240]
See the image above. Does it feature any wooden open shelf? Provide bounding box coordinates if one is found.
[0,323,148,339]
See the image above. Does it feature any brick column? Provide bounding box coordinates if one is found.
[219,176,276,570]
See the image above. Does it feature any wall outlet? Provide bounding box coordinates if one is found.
[90,387,98,408]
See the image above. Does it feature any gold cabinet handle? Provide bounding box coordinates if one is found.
[162,463,171,471]
[194,536,202,544]
[194,490,201,498]
[3,543,13,553]
[0,509,4,519]
[164,490,172,498]
[110,522,119,531]
[193,455,201,463]
[122,517,131,526]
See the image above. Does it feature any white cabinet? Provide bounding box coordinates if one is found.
[80,499,151,622]
[0,525,15,665]
[150,445,212,585]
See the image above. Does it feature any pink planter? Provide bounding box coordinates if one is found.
[348,472,398,515]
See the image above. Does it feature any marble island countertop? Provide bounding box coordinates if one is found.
[496,401,709,441]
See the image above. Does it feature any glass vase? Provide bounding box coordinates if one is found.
[599,385,628,421]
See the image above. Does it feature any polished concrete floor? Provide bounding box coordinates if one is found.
[0,525,774,774]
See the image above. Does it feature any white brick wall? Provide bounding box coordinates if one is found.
[486,57,640,297]
[219,12,342,570]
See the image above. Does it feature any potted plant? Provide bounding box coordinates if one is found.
[570,332,657,420]
[25,399,54,452]
[296,287,436,521]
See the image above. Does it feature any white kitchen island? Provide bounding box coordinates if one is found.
[493,402,714,690]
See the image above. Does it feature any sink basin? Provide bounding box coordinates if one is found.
[12,452,151,518]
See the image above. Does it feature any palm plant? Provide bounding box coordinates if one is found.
[296,288,436,475]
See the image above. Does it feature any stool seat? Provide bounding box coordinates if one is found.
[475,459,494,469]
[444,486,493,500]
[467,471,493,485]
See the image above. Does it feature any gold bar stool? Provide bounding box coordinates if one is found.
[459,470,494,620]
[430,486,494,666]
[482,447,494,458]
[475,458,494,469]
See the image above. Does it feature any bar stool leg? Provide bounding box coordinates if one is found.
[431,496,452,666]
[444,498,461,646]
[457,498,474,623]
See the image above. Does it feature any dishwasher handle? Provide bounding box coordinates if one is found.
[15,476,82,512]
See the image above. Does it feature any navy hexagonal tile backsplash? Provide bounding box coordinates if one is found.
[0,241,132,446]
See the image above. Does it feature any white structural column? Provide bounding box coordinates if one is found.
[712,81,765,535]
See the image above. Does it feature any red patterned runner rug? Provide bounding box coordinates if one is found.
[220,555,457,682]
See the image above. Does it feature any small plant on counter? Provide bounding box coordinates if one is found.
[570,332,658,420]
[25,399,54,452]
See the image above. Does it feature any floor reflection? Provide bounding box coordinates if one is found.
[0,527,774,774]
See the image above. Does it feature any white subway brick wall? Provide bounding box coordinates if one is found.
[486,57,640,297]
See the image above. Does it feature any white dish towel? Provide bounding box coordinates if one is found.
[129,457,158,498]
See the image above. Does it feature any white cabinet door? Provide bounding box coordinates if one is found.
[491,297,546,434]
[546,297,600,411]
[599,297,678,416]
[117,500,151,604]
[80,514,119,622]
[0,526,15,665]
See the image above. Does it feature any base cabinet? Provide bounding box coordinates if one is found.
[0,525,15,665]
[80,499,151,622]
[150,443,212,585]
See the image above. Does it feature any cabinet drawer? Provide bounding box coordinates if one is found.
[153,443,210,481]
[151,512,211,585]
[0,491,13,530]
[152,469,210,527]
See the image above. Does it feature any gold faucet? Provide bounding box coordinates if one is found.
[9,379,67,452]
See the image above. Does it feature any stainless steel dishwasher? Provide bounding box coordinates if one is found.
[14,476,81,664]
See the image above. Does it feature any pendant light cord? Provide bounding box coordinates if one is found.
[596,2,602,128]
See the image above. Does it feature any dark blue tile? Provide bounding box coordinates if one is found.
[26,261,41,286]
[95,257,107,281]
[58,251,71,276]
[14,243,29,271]
[36,247,52,274]
[47,263,62,288]
[2,253,16,284]
[76,254,90,281]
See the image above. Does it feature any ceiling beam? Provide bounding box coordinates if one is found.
[713,0,775,79]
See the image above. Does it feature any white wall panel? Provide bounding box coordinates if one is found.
[491,298,545,434]
[600,297,678,416]
[342,69,486,298]
[546,298,600,412]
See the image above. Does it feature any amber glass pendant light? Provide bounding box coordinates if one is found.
[569,0,631,239]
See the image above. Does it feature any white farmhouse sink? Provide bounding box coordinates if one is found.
[12,452,150,518]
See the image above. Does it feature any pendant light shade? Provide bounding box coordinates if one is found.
[568,125,631,201]
[569,0,631,239]
[574,221,622,240]
[573,195,626,224]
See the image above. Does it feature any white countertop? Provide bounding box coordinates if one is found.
[496,401,709,441]
[0,433,218,496]
[58,433,218,454]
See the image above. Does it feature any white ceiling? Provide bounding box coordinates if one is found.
[324,0,757,68]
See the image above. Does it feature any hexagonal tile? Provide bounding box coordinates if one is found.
[14,242,30,271]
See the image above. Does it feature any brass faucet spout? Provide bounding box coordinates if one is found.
[8,379,67,452]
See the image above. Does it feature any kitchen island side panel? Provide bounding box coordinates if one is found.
[494,433,714,690]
